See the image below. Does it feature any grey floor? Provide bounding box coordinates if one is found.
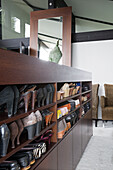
[76,120,113,170]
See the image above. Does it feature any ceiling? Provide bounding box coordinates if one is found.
[64,0,113,24]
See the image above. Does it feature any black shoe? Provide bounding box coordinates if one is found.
[37,88,44,107]
[0,160,20,170]
[10,152,30,170]
[18,150,35,165]
[11,86,19,115]
[45,84,52,105]
[0,86,14,117]
[51,84,55,103]
[0,124,10,157]
[42,87,47,106]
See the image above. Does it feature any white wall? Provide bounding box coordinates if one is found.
[72,40,113,118]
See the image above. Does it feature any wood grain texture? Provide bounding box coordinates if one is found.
[0,49,91,85]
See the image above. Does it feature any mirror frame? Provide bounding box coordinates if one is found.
[30,7,72,66]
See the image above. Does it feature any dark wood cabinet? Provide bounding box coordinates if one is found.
[72,120,82,170]
[81,115,88,154]
[35,147,57,170]
[0,49,92,169]
[58,131,73,170]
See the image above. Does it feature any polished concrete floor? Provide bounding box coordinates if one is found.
[76,120,113,170]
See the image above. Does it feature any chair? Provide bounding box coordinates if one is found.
[92,84,99,126]
[101,84,113,121]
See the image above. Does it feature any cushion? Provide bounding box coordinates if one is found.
[104,84,113,106]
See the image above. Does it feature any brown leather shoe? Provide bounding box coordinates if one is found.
[8,122,19,148]
[16,119,24,145]
[22,112,37,140]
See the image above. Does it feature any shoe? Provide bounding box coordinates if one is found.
[18,150,35,165]
[45,84,52,105]
[18,91,31,113]
[0,86,14,117]
[0,160,20,170]
[31,90,37,110]
[35,130,53,145]
[0,124,10,157]
[16,119,24,145]
[42,87,47,106]
[24,145,42,160]
[34,110,42,136]
[18,85,36,113]
[50,84,55,103]
[37,88,44,107]
[10,152,30,170]
[58,119,67,139]
[8,122,19,149]
[82,84,89,92]
[65,115,72,129]
[41,110,53,126]
[22,112,37,140]
[11,86,19,115]
[26,142,46,157]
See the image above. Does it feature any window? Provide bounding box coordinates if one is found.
[11,17,20,33]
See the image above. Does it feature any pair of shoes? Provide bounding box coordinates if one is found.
[8,119,24,148]
[35,130,53,145]
[18,85,36,113]
[22,110,42,140]
[65,112,78,127]
[0,124,10,157]
[25,142,46,159]
[82,84,90,92]
[58,119,67,139]
[0,160,20,170]
[41,110,54,128]
[9,152,31,170]
[0,86,19,117]
[36,84,55,107]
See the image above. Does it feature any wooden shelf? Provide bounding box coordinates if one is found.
[58,108,91,144]
[57,106,80,122]
[0,102,56,126]
[0,121,56,163]
[57,93,80,104]
[82,98,92,106]
[82,90,92,95]
[30,142,57,170]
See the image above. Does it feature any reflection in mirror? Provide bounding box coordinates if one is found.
[38,17,62,64]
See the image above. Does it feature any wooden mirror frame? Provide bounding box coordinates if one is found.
[30,7,72,66]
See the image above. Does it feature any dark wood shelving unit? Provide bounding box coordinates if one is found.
[82,90,92,95]
[57,93,80,104]
[57,106,80,122]
[0,48,92,170]
[0,103,56,126]
[0,121,56,163]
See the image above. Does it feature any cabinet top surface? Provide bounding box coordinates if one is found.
[0,49,92,85]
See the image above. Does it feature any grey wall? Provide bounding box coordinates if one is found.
[72,40,113,118]
[75,18,113,33]
[1,0,32,39]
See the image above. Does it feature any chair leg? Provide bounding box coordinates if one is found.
[95,120,98,127]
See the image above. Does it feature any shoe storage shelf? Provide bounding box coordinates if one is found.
[0,49,92,170]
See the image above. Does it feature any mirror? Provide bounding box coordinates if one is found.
[30,7,72,66]
[38,17,63,64]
